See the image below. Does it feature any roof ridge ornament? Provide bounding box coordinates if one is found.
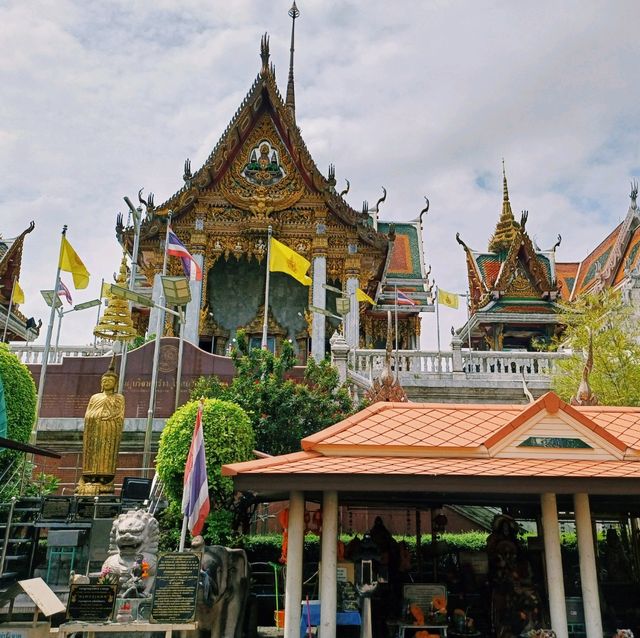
[260,33,270,75]
[631,179,638,210]
[488,160,520,254]
[286,1,300,120]
[570,329,598,406]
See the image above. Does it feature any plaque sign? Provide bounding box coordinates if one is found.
[150,552,200,623]
[66,584,117,621]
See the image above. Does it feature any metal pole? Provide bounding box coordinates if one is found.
[178,516,188,552]
[33,226,66,444]
[435,285,441,353]
[93,278,103,348]
[466,291,472,351]
[261,226,272,349]
[118,202,142,393]
[53,308,64,361]
[174,307,185,412]
[2,276,16,343]
[142,216,171,478]
[394,285,399,377]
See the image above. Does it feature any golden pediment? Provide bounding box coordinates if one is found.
[219,115,305,227]
[242,304,288,337]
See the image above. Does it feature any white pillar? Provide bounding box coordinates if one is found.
[311,256,327,361]
[574,493,602,638]
[345,277,360,349]
[541,493,568,638]
[147,274,164,338]
[320,491,338,638]
[284,491,305,638]
[184,253,204,345]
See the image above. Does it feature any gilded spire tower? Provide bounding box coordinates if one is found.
[285,1,300,120]
[488,160,520,254]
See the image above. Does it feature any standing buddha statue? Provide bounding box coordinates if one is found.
[76,357,125,495]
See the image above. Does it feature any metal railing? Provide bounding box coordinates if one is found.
[9,343,113,364]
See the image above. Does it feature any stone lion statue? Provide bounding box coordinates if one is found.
[101,509,159,598]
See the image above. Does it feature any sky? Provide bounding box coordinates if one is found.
[2,0,640,350]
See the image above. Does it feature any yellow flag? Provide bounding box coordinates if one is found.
[437,288,459,309]
[269,237,312,286]
[101,282,112,298]
[356,288,375,305]
[59,236,90,289]
[12,280,25,305]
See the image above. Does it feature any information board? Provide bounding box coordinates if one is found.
[150,552,200,623]
[66,584,117,621]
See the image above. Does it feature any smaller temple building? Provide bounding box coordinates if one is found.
[456,166,562,351]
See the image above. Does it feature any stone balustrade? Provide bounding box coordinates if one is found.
[9,343,113,364]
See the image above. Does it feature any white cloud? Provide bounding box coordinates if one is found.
[1,0,639,349]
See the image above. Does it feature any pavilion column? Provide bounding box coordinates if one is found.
[320,490,338,638]
[284,491,305,638]
[574,493,602,638]
[540,493,568,638]
[311,255,327,361]
[344,276,360,349]
[184,253,204,345]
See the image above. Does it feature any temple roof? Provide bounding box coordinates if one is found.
[457,168,559,316]
[557,186,640,300]
[132,35,388,253]
[222,393,640,499]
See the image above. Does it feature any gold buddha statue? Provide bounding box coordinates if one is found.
[76,358,125,495]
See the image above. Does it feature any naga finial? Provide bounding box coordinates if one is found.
[570,329,598,406]
[631,179,638,209]
[138,188,155,215]
[553,234,562,252]
[260,33,270,74]
[520,210,528,230]
[456,232,468,249]
[374,186,387,213]
[339,179,350,198]
[183,158,192,184]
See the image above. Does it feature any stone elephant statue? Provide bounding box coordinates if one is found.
[192,537,250,638]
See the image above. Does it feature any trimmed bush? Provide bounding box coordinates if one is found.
[0,344,37,445]
[156,398,255,507]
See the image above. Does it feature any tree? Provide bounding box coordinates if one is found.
[190,331,355,455]
[551,289,640,405]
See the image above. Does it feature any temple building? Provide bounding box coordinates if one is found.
[117,15,432,361]
[456,166,562,351]
[0,222,40,343]
[555,181,640,305]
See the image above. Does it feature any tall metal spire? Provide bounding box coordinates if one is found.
[286,1,300,120]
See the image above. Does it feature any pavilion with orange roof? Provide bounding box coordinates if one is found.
[223,391,640,638]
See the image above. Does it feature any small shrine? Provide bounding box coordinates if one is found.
[117,8,432,360]
[456,165,561,350]
[0,222,40,342]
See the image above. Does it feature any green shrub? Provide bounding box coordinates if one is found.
[156,398,255,545]
[0,344,37,445]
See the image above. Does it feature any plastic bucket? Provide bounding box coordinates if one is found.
[274,610,285,628]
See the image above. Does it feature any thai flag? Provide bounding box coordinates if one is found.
[167,227,202,282]
[57,279,73,305]
[181,401,210,536]
[396,289,416,306]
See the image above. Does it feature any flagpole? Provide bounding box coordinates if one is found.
[119,199,142,393]
[53,307,64,361]
[466,290,472,352]
[178,515,189,552]
[435,285,441,354]
[394,284,399,378]
[33,226,67,444]
[142,213,172,478]
[93,278,103,348]
[261,225,273,349]
[175,307,185,412]
[2,276,17,343]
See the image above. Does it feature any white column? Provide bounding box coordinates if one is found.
[284,491,305,638]
[541,493,568,638]
[147,274,164,338]
[184,253,204,345]
[311,256,327,361]
[345,276,360,349]
[320,491,338,638]
[574,493,602,638]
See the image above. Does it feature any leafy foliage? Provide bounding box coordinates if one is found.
[190,331,354,455]
[0,344,37,445]
[156,398,255,507]
[551,289,640,405]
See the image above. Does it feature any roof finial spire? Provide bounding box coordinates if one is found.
[489,159,518,253]
[502,157,509,203]
[286,1,300,120]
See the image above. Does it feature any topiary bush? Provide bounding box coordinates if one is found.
[0,343,37,445]
[156,398,255,543]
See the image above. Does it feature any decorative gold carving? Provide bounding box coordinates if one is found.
[76,358,125,495]
[219,116,305,226]
[242,305,288,352]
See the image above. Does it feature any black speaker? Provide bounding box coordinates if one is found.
[121,477,152,501]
